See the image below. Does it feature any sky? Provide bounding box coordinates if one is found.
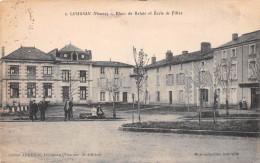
[0,0,260,64]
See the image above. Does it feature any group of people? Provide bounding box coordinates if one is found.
[91,105,105,118]
[239,98,248,110]
[29,97,48,122]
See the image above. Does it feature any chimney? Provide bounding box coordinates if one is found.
[1,46,5,58]
[151,56,156,64]
[166,50,173,60]
[182,51,188,54]
[201,42,211,53]
[232,33,238,41]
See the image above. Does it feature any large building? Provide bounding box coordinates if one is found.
[0,30,259,108]
[0,44,135,107]
[145,30,260,108]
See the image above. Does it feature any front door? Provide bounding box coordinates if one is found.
[251,88,259,109]
[169,91,172,104]
[63,86,69,102]
[123,92,127,103]
[200,89,208,107]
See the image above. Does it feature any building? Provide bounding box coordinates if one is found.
[213,30,260,108]
[0,44,135,107]
[145,43,214,107]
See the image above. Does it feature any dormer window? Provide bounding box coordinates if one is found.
[231,48,236,58]
[64,54,68,58]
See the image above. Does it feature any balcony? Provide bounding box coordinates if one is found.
[9,74,19,79]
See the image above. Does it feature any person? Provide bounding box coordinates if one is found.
[64,98,71,121]
[242,100,248,110]
[31,100,38,121]
[239,100,243,109]
[97,105,104,119]
[91,106,97,117]
[38,97,48,122]
[29,100,33,121]
[69,97,74,119]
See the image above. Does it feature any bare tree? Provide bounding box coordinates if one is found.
[103,64,124,118]
[184,73,192,116]
[214,58,237,115]
[188,61,211,124]
[132,47,149,123]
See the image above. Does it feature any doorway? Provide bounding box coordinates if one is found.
[123,92,128,103]
[63,86,69,102]
[251,88,259,109]
[169,91,172,104]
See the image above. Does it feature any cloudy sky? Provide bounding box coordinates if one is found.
[0,0,260,64]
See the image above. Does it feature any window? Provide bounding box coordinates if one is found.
[80,87,86,100]
[249,44,256,55]
[201,89,208,102]
[100,67,105,74]
[222,50,227,59]
[180,64,183,70]
[10,65,19,75]
[115,92,119,101]
[156,68,159,73]
[231,48,236,58]
[177,73,185,85]
[114,78,119,85]
[100,92,105,101]
[115,67,119,74]
[27,66,36,78]
[156,91,160,102]
[10,82,19,98]
[43,83,52,98]
[43,66,52,75]
[156,75,160,86]
[248,60,257,79]
[179,90,183,102]
[201,61,205,67]
[99,77,106,87]
[221,65,228,80]
[62,70,70,82]
[169,65,172,71]
[80,71,87,83]
[166,74,174,86]
[27,83,36,98]
[230,62,237,79]
[64,54,68,58]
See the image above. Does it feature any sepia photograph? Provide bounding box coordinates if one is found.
[0,0,259,162]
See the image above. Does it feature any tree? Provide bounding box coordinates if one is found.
[188,61,212,124]
[214,58,236,115]
[132,47,149,123]
[103,63,124,118]
[184,73,192,116]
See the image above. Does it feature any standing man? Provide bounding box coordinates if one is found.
[31,100,38,121]
[64,98,70,121]
[29,100,33,121]
[38,97,48,122]
[69,97,74,119]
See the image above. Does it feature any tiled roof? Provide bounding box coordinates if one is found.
[1,46,54,61]
[217,30,260,49]
[146,51,213,69]
[92,61,134,67]
[59,44,84,52]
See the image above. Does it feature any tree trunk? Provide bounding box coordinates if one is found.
[226,94,229,116]
[188,98,190,116]
[199,89,202,124]
[132,95,135,123]
[137,87,141,123]
[113,95,116,118]
[213,90,217,124]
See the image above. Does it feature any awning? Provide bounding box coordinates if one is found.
[239,83,259,88]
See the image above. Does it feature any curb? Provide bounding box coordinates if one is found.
[0,118,126,122]
[118,127,260,137]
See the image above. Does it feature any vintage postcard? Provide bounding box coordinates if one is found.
[0,0,259,162]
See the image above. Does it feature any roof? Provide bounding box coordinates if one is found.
[146,50,213,69]
[92,61,134,67]
[59,44,84,52]
[217,30,260,49]
[1,46,54,61]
